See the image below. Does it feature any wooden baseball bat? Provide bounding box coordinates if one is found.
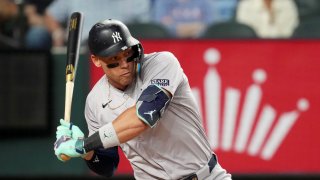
[61,12,83,161]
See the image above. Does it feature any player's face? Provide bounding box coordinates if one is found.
[96,48,136,90]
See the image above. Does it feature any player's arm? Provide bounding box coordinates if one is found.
[113,105,149,142]
[81,101,156,177]
[54,85,171,159]
[84,84,171,151]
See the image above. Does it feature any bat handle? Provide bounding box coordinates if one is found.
[64,81,74,122]
[60,81,74,161]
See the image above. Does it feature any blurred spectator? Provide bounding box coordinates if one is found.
[236,0,299,38]
[0,0,27,49]
[208,0,238,23]
[294,0,320,21]
[152,0,214,39]
[23,0,53,49]
[44,0,151,48]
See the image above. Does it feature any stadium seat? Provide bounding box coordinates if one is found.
[200,21,258,39]
[294,0,320,22]
[291,16,320,38]
[126,22,171,39]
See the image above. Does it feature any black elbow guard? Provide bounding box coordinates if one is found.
[85,147,119,177]
[136,84,171,127]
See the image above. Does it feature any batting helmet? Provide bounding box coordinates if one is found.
[88,19,143,61]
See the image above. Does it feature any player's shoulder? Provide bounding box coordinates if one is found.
[86,75,106,102]
[142,51,180,66]
[143,51,176,61]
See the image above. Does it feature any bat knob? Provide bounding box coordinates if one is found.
[60,154,71,161]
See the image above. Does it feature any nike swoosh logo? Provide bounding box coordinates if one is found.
[102,100,112,108]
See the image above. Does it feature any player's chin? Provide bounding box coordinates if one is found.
[120,76,134,87]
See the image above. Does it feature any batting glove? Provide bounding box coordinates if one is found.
[58,119,85,139]
[54,119,86,161]
[54,138,86,161]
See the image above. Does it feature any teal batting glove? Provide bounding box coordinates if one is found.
[54,119,85,162]
[54,119,72,156]
[54,138,86,162]
[59,119,84,139]
[56,125,71,140]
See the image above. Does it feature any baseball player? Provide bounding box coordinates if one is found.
[54,19,232,180]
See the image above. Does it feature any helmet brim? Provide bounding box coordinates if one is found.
[95,37,140,57]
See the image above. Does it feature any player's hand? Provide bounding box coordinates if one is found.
[54,138,86,162]
[56,119,71,139]
[54,119,85,162]
[57,119,84,139]
[54,119,72,158]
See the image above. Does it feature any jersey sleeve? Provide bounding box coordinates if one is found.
[141,51,184,95]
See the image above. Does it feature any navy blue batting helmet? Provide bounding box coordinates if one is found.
[88,19,143,61]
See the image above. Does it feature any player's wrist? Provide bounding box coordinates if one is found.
[75,138,86,155]
[82,123,120,152]
[98,123,120,148]
[83,131,103,152]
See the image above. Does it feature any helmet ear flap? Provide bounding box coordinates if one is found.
[127,44,144,63]
[135,43,144,63]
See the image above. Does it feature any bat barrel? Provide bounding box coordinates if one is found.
[66,12,83,82]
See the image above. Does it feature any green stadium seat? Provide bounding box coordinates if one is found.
[201,21,258,39]
[291,16,320,38]
[126,22,171,39]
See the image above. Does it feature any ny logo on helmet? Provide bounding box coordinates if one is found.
[112,32,122,43]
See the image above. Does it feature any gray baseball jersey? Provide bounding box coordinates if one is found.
[85,51,214,179]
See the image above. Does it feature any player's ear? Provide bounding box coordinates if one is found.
[91,54,102,67]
